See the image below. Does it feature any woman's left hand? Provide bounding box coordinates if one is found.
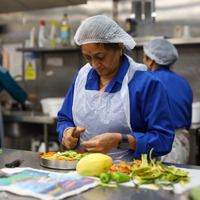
[80,133,122,154]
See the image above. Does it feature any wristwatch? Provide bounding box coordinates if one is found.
[118,134,129,149]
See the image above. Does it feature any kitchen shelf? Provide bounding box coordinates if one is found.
[167,37,200,45]
[16,46,80,53]
[16,37,200,53]
[134,37,200,47]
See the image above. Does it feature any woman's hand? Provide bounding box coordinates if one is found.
[62,126,85,149]
[27,94,38,102]
[80,133,122,154]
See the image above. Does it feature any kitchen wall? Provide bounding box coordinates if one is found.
[0,0,200,105]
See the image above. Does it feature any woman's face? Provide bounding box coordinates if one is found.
[143,53,151,70]
[81,43,122,78]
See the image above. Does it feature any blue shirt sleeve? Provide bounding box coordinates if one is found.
[128,71,175,158]
[0,67,27,104]
[56,74,78,143]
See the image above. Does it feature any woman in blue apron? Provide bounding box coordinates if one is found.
[57,15,175,162]
[143,38,193,164]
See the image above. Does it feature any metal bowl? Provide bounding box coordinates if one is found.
[39,154,79,169]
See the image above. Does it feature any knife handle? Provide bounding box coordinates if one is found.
[5,159,23,168]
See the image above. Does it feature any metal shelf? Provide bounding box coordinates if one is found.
[16,46,80,53]
[134,37,200,47]
[17,37,200,53]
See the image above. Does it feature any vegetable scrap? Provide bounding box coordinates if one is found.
[101,148,191,187]
[39,150,90,161]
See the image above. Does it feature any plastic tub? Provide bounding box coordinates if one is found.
[192,102,200,123]
[40,98,64,117]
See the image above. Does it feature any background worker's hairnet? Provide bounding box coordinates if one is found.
[74,15,136,51]
[143,38,178,66]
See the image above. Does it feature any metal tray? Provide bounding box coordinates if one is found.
[39,154,79,170]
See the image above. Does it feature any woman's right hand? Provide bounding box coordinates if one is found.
[62,126,85,149]
[27,94,38,102]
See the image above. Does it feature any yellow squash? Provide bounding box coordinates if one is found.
[76,153,113,177]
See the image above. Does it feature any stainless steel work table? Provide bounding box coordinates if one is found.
[2,111,57,152]
[0,148,200,200]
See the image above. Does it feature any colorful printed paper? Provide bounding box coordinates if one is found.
[0,168,98,200]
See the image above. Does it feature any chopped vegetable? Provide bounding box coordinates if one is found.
[39,150,91,161]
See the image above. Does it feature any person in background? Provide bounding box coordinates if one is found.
[57,15,175,162]
[0,45,38,105]
[143,38,193,164]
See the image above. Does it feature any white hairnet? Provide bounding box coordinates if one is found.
[143,38,178,66]
[74,15,136,51]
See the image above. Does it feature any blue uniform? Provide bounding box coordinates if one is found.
[57,56,175,158]
[0,66,27,104]
[153,67,193,130]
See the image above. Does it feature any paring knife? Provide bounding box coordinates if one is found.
[72,127,77,138]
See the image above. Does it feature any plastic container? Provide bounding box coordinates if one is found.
[38,141,59,152]
[38,20,46,47]
[40,98,65,117]
[182,25,191,38]
[48,101,63,117]
[50,20,58,47]
[192,102,200,123]
[30,27,36,47]
[60,13,70,46]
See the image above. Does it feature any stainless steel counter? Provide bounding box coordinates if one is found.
[2,111,58,152]
[3,111,55,124]
[0,148,200,200]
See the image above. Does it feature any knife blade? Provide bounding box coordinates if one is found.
[72,127,77,138]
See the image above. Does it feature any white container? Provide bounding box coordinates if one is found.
[30,27,36,47]
[38,141,59,152]
[40,98,64,117]
[38,20,46,47]
[182,25,191,38]
[192,102,200,123]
